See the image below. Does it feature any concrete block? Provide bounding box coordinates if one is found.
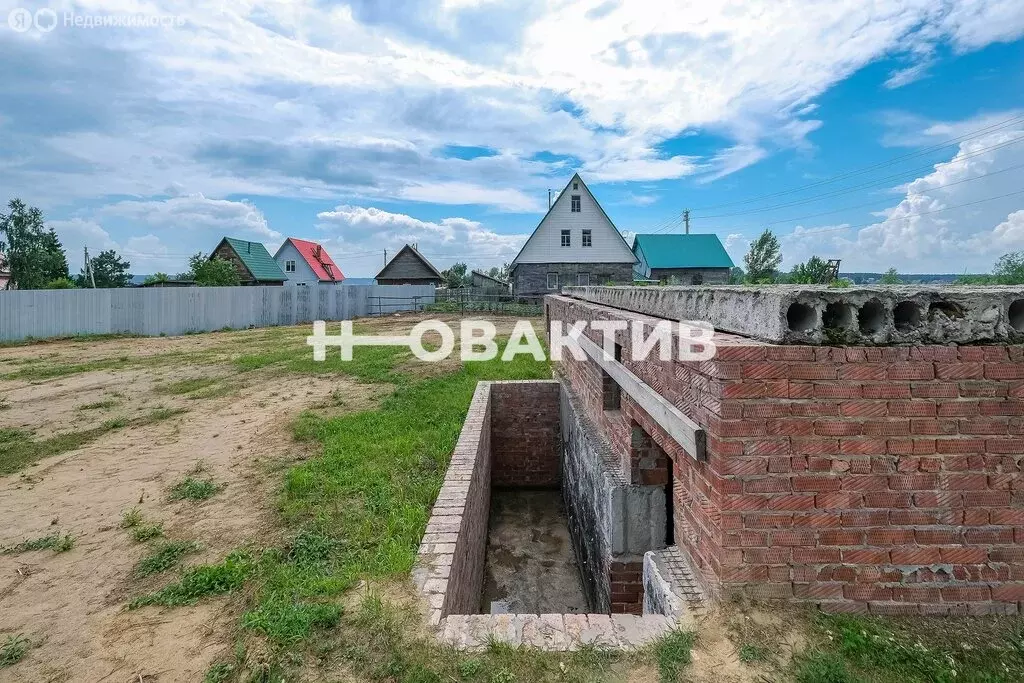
[561,285,1024,345]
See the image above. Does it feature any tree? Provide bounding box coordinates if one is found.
[729,267,745,284]
[77,249,132,288]
[143,272,170,285]
[789,256,833,285]
[993,251,1024,285]
[487,263,510,281]
[44,277,76,289]
[186,252,240,286]
[879,267,902,285]
[0,199,70,289]
[442,262,469,289]
[743,229,782,283]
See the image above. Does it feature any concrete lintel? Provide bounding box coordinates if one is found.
[576,331,707,460]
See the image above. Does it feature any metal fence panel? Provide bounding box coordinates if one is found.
[0,284,435,341]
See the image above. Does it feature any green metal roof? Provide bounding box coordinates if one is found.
[632,233,735,270]
[221,237,287,281]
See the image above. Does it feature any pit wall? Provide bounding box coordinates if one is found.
[491,382,562,488]
[547,293,1024,615]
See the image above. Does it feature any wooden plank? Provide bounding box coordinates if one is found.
[576,333,706,461]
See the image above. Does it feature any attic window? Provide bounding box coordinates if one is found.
[285,260,296,273]
[582,229,592,247]
[561,230,571,247]
[571,195,581,212]
[573,182,579,190]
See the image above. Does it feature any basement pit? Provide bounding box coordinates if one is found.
[415,380,696,650]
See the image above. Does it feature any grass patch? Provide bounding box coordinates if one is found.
[1,531,75,554]
[169,476,222,501]
[0,397,9,411]
[738,642,770,663]
[129,551,253,608]
[120,507,143,528]
[155,377,220,395]
[793,613,1024,683]
[234,341,411,384]
[0,634,29,668]
[135,540,201,576]
[76,399,119,411]
[135,407,187,425]
[653,629,696,682]
[130,522,164,542]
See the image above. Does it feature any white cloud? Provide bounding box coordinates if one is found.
[397,182,542,212]
[781,114,1024,272]
[97,194,281,240]
[884,62,932,89]
[315,204,527,276]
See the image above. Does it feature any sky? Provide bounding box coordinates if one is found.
[1,1,1023,278]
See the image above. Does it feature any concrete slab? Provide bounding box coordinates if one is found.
[560,285,1024,345]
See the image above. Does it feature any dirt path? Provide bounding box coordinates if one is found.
[0,327,385,682]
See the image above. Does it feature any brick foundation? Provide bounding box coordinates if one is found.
[490,381,562,488]
[548,293,1024,615]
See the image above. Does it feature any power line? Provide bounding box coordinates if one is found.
[689,113,1024,212]
[777,188,1024,241]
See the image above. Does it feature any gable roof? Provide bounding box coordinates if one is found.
[375,244,444,280]
[471,269,508,286]
[277,238,345,282]
[632,234,735,270]
[215,237,287,281]
[510,173,636,267]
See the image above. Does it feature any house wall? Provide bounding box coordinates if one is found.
[275,241,322,286]
[548,293,1024,615]
[211,241,261,285]
[650,268,731,285]
[513,262,633,297]
[514,180,636,266]
[379,248,441,282]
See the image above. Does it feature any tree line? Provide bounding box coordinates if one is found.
[0,199,241,289]
[734,228,1024,286]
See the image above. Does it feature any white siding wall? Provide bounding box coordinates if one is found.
[275,241,322,286]
[514,178,636,264]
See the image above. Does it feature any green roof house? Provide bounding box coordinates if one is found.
[210,237,287,286]
[632,233,735,284]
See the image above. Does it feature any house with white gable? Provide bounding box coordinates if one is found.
[509,173,637,297]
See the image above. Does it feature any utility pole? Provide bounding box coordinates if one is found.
[84,246,96,288]
[683,209,690,235]
[548,189,553,209]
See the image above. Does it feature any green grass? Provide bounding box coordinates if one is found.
[0,634,29,668]
[130,522,164,542]
[738,642,770,663]
[1,531,75,554]
[0,397,9,411]
[135,540,201,576]
[154,377,220,395]
[120,507,143,528]
[168,476,222,501]
[792,613,1024,683]
[76,399,119,411]
[129,551,253,608]
[653,629,696,682]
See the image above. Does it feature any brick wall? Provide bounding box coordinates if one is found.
[491,381,562,488]
[548,294,1024,615]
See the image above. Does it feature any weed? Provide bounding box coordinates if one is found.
[120,507,143,528]
[101,417,129,430]
[168,476,222,501]
[1,532,75,554]
[130,522,164,542]
[738,642,769,663]
[792,650,855,683]
[136,407,187,425]
[155,377,220,395]
[129,551,253,608]
[77,399,118,411]
[458,658,484,679]
[653,629,696,682]
[135,540,201,576]
[0,634,29,667]
[203,662,234,683]
[0,397,9,411]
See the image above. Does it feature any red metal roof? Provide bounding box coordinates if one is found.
[286,238,345,282]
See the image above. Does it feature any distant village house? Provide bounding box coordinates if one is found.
[375,244,444,287]
[509,173,636,296]
[274,238,345,286]
[631,233,734,284]
[211,237,287,286]
[470,269,510,293]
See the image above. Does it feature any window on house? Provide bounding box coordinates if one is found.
[571,195,581,212]
[577,272,590,286]
[561,229,571,247]
[582,229,592,247]
[573,182,579,190]
[547,272,559,289]
[285,260,296,273]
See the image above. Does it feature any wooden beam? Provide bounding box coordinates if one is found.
[576,333,707,461]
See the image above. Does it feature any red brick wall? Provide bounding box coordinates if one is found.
[610,560,645,614]
[490,381,562,488]
[548,294,1024,615]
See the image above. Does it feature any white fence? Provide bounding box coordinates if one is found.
[0,284,435,341]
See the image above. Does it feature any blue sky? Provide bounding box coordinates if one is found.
[1,0,1023,277]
